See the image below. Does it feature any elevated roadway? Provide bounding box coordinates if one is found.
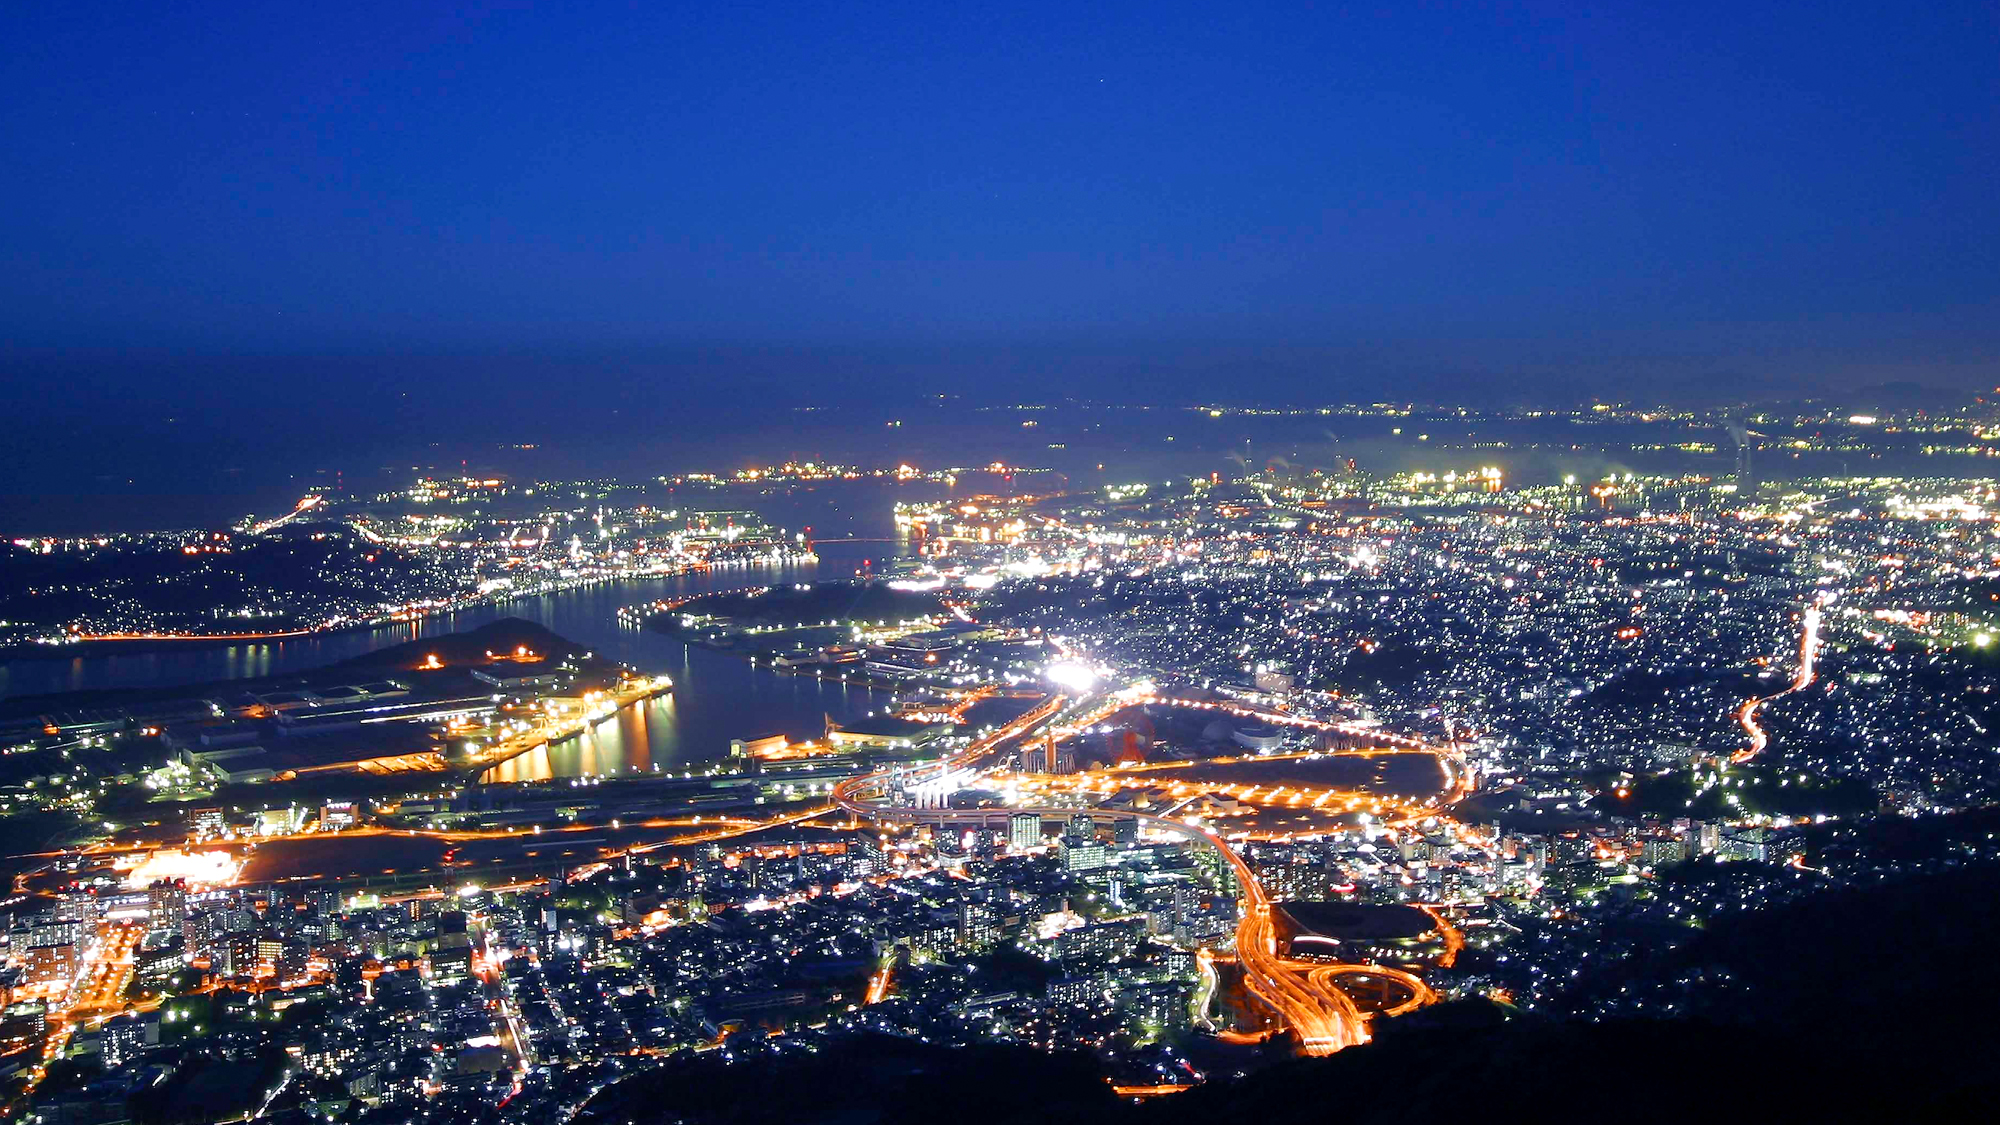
[831,691,1448,1055]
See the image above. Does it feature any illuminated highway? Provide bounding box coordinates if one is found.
[832,689,1448,1056]
[1302,963,1437,1018]
[622,801,844,855]
[833,798,1409,1053]
[249,493,325,535]
[1206,824,1368,1053]
[863,965,894,1005]
[66,922,143,1017]
[1733,602,1821,765]
[9,922,146,1100]
[1415,904,1465,968]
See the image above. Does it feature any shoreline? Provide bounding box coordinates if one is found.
[0,556,816,665]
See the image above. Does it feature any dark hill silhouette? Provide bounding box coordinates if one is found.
[320,616,591,673]
[580,846,2000,1125]
[574,1035,1117,1125]
[1144,1012,1993,1125]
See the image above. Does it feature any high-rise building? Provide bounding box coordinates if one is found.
[192,808,226,840]
[1008,812,1043,851]
[1552,835,1592,867]
[1059,836,1108,872]
[22,943,76,987]
[222,933,259,976]
[1641,837,1687,868]
[179,910,217,957]
[102,1013,151,1069]
[955,900,1000,950]
[54,895,99,927]
[148,883,187,930]
[1731,421,1757,493]
[255,937,284,977]
[848,835,885,876]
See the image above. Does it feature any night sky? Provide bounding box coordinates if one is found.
[5,2,1997,431]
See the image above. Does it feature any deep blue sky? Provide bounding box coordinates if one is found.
[4,1,1997,420]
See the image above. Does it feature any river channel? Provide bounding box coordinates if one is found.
[0,559,899,780]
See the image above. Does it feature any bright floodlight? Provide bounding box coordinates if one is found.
[1045,662,1098,691]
